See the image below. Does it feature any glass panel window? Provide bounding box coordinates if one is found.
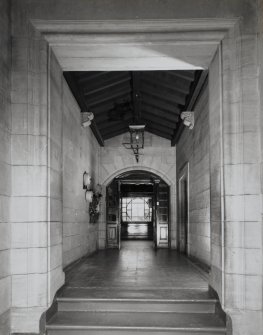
[121,197,152,222]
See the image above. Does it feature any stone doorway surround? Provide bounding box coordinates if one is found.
[10,11,262,335]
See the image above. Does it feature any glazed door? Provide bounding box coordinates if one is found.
[106,180,121,249]
[156,181,169,248]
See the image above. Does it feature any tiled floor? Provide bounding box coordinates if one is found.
[64,241,208,291]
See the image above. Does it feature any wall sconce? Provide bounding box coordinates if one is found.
[85,190,94,203]
[122,125,145,163]
[81,112,94,127]
[181,111,194,129]
[83,171,91,190]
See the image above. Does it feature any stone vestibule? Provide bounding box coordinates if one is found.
[0,1,262,335]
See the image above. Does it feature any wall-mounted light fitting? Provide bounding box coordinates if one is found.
[85,190,94,203]
[83,171,92,190]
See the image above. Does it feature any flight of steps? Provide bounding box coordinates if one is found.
[46,287,226,334]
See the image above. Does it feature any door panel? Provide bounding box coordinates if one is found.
[178,163,189,254]
[156,181,169,248]
[106,180,120,248]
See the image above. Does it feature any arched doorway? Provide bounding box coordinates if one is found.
[106,170,170,249]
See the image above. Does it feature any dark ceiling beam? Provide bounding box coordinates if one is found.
[95,111,133,124]
[142,75,190,95]
[171,70,208,146]
[142,93,179,114]
[145,71,192,89]
[142,89,183,109]
[76,71,109,84]
[87,87,131,107]
[83,73,130,96]
[98,118,133,130]
[142,111,176,128]
[141,118,174,134]
[141,83,186,106]
[146,127,172,140]
[103,129,128,140]
[131,72,141,123]
[100,122,129,135]
[63,72,104,146]
[167,70,195,81]
[141,104,179,122]
[90,95,131,114]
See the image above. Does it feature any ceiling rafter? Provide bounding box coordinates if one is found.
[64,70,202,143]
[83,75,131,96]
[171,70,208,146]
[63,72,104,146]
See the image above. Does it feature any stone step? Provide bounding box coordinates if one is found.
[46,311,226,335]
[58,297,217,313]
[58,288,217,313]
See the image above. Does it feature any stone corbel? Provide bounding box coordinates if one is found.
[181,111,194,129]
[81,112,94,127]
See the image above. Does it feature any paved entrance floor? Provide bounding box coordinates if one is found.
[63,241,209,298]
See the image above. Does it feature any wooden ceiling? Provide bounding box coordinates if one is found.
[64,70,207,146]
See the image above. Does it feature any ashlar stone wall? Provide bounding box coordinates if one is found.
[62,71,100,268]
[0,0,11,334]
[176,82,210,266]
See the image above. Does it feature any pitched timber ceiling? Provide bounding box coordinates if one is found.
[64,70,207,147]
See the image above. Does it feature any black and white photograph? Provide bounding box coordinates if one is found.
[0,1,262,334]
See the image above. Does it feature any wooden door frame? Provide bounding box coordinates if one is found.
[178,162,190,255]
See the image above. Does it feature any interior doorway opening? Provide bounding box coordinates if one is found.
[106,170,170,249]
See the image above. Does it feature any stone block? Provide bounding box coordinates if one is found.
[224,133,243,165]
[28,222,47,248]
[243,163,260,194]
[244,221,262,248]
[225,221,244,248]
[0,127,11,165]
[0,250,9,279]
[244,132,260,164]
[224,164,243,195]
[0,196,10,223]
[244,194,261,221]
[11,134,28,165]
[27,273,47,307]
[245,275,262,310]
[50,244,62,271]
[224,273,244,309]
[0,276,11,315]
[28,104,48,136]
[11,103,28,135]
[11,275,27,307]
[225,247,244,275]
[11,248,27,275]
[10,196,47,223]
[0,222,10,251]
[28,248,47,274]
[0,161,11,196]
[11,222,27,248]
[245,248,262,275]
[225,195,244,222]
[50,221,62,247]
